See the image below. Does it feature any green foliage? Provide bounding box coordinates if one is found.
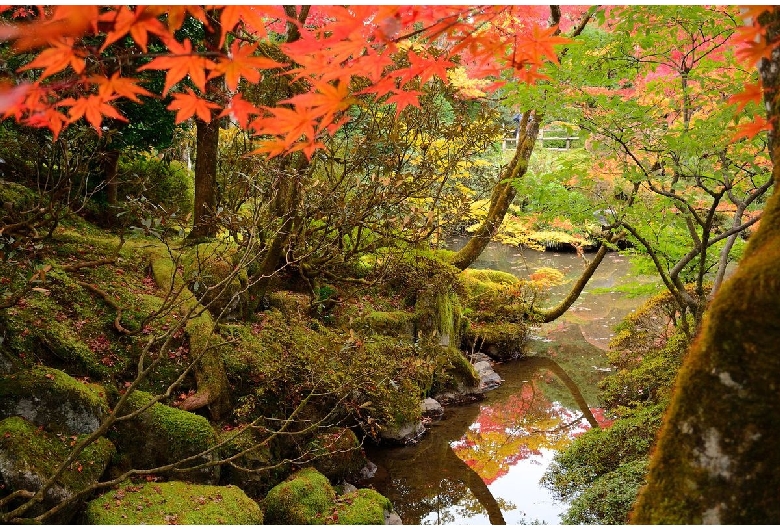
[263,467,336,525]
[562,458,649,525]
[542,405,663,501]
[117,154,194,214]
[84,481,263,524]
[307,427,367,483]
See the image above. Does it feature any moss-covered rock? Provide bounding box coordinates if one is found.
[263,467,337,524]
[0,366,109,435]
[308,428,367,483]
[356,310,416,338]
[0,416,115,523]
[216,427,288,498]
[462,321,528,361]
[331,488,393,525]
[109,390,219,484]
[84,481,262,524]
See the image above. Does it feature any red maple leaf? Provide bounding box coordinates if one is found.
[385,89,423,117]
[138,37,216,95]
[19,37,87,79]
[167,89,220,124]
[99,6,168,53]
[92,72,153,103]
[209,41,286,92]
[58,94,127,132]
[219,93,260,129]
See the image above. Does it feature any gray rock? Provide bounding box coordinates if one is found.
[420,397,443,419]
[385,510,403,525]
[360,460,378,480]
[380,421,425,445]
[474,360,503,391]
[0,367,109,435]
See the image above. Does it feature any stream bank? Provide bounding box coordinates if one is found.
[359,240,657,524]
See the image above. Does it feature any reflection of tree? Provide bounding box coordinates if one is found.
[364,400,507,524]
[363,355,602,524]
[452,356,602,486]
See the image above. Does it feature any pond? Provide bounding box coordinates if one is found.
[359,238,657,524]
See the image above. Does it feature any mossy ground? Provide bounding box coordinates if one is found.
[263,467,336,524]
[84,481,262,524]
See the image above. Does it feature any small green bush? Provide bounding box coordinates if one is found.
[118,154,193,214]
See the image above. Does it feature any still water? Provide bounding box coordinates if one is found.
[361,239,656,524]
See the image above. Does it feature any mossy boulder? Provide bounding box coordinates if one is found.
[332,488,393,525]
[308,427,367,483]
[84,481,262,524]
[0,416,115,524]
[462,321,528,361]
[356,310,416,338]
[217,428,288,498]
[263,467,336,524]
[109,390,219,484]
[0,366,109,435]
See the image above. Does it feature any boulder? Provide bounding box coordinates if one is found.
[420,397,443,419]
[109,390,219,484]
[308,427,367,483]
[474,360,503,391]
[379,420,425,445]
[0,366,109,435]
[332,488,393,525]
[84,481,263,524]
[263,467,336,524]
[0,416,115,524]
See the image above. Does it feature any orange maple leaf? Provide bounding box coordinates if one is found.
[58,95,127,132]
[99,6,168,53]
[513,24,571,66]
[280,81,354,123]
[219,6,277,47]
[24,107,69,139]
[92,73,153,103]
[167,89,220,124]
[385,89,423,117]
[209,41,286,92]
[728,81,763,113]
[0,83,30,116]
[146,6,207,33]
[138,38,216,95]
[731,115,771,141]
[13,5,98,51]
[19,37,87,79]
[250,106,319,146]
[219,93,260,129]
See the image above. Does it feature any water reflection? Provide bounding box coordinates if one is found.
[363,356,611,525]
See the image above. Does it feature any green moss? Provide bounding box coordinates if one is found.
[263,467,336,524]
[307,427,366,483]
[462,321,529,360]
[180,241,247,315]
[0,366,108,435]
[430,346,479,395]
[357,310,415,336]
[84,481,262,524]
[0,416,115,522]
[110,390,218,482]
[332,489,392,525]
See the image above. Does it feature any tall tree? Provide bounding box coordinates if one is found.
[632,6,780,523]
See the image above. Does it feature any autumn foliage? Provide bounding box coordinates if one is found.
[0,5,577,158]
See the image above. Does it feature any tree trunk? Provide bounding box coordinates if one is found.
[632,8,780,523]
[451,110,541,270]
[189,113,219,239]
[102,149,120,205]
[188,11,221,240]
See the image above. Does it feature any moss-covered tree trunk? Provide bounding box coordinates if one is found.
[632,9,780,523]
[451,110,541,271]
